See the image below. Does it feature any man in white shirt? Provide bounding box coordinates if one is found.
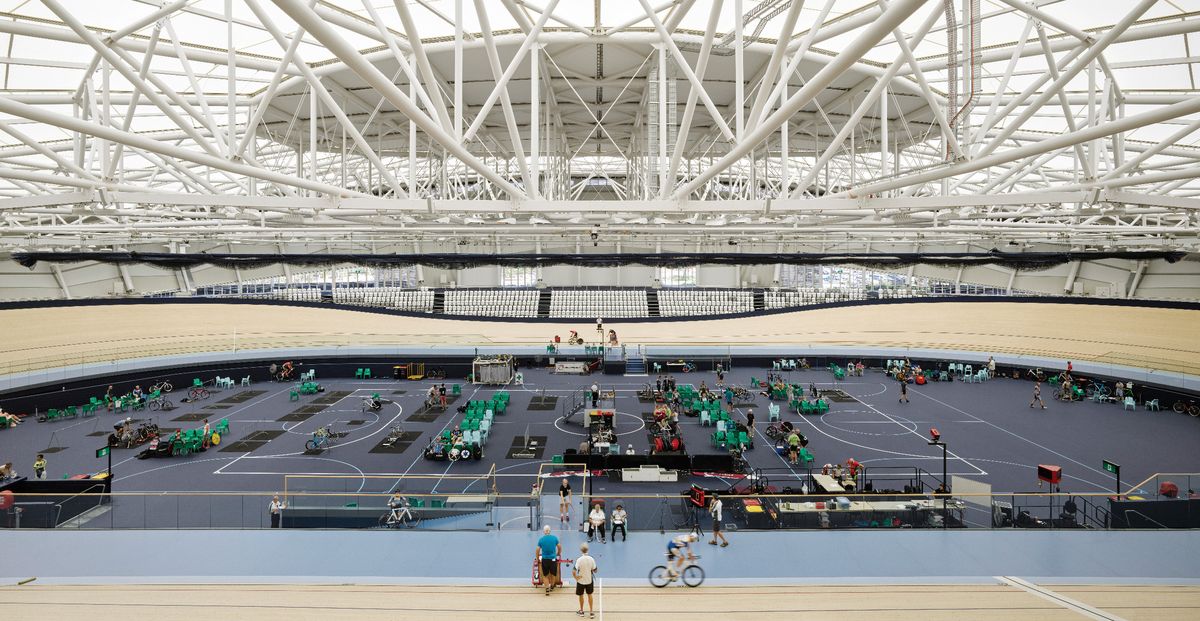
[572,542,598,618]
[587,503,606,543]
[269,495,286,528]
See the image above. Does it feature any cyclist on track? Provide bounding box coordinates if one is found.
[666,532,698,578]
[387,492,413,524]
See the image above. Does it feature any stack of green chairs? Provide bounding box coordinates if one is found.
[214,418,230,436]
[452,384,462,396]
[833,367,845,380]
[815,399,829,413]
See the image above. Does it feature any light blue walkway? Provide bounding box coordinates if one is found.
[3,529,1198,586]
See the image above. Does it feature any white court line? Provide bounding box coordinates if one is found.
[999,576,1127,621]
[597,577,603,621]
[845,384,988,476]
[913,389,1120,486]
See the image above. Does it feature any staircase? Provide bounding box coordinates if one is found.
[625,346,647,376]
[537,289,552,318]
[432,290,446,314]
[646,289,661,317]
[753,290,765,312]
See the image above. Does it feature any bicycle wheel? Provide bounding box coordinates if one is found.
[681,565,705,587]
[199,388,209,399]
[378,514,394,529]
[161,399,173,410]
[404,514,421,529]
[148,400,161,411]
[1189,405,1200,418]
[1173,401,1187,413]
[163,382,173,392]
[648,566,672,588]
[305,439,318,451]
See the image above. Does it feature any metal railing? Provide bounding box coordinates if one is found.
[2,487,1196,531]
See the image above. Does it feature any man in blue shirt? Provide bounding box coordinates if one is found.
[536,524,562,595]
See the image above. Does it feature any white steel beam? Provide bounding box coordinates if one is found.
[271,0,528,200]
[673,0,931,200]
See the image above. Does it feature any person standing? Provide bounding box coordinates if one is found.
[268,495,286,528]
[745,409,755,433]
[587,503,607,543]
[536,525,561,595]
[1030,381,1046,409]
[573,542,598,618]
[786,430,801,465]
[559,478,572,523]
[610,504,627,542]
[201,419,211,448]
[32,454,46,480]
[590,383,599,407]
[987,356,996,379]
[439,384,448,408]
[708,493,729,547]
[899,379,909,404]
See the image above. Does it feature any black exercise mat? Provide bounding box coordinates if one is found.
[39,446,68,453]
[172,412,209,422]
[312,390,354,405]
[527,395,559,410]
[506,435,547,460]
[218,390,266,404]
[346,419,366,426]
[408,411,442,423]
[87,431,108,437]
[390,390,408,395]
[368,431,423,454]
[203,404,233,410]
[220,429,284,452]
[277,404,325,422]
[820,389,858,403]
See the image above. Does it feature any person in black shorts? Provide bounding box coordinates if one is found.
[559,478,572,523]
[708,493,729,547]
[573,542,598,617]
[899,379,909,403]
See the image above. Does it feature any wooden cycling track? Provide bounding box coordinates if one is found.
[1,300,1198,376]
[2,583,1198,620]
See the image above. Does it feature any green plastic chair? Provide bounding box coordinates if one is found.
[355,368,364,379]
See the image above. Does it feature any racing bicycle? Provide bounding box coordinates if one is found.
[649,554,704,587]
[378,502,421,529]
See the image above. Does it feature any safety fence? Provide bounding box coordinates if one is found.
[3,487,1197,531]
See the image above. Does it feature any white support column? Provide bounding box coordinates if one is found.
[780,79,788,195]
[1126,260,1146,299]
[657,43,668,196]
[1064,260,1081,295]
[734,0,744,141]
[226,0,237,156]
[880,84,888,187]
[51,264,72,300]
[531,42,540,199]
[410,79,418,198]
[309,81,318,191]
[454,0,463,140]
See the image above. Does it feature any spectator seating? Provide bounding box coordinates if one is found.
[549,289,648,318]
[333,288,435,312]
[268,288,321,303]
[659,289,753,316]
[444,289,538,317]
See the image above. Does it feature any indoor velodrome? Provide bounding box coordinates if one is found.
[3,1,1200,619]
